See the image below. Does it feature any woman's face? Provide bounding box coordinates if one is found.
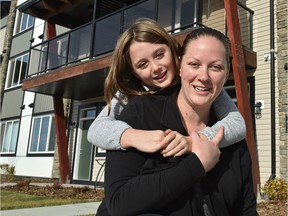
[128,41,175,88]
[179,35,229,109]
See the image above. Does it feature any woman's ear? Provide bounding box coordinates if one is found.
[225,70,229,81]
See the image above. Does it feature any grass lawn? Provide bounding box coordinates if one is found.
[1,190,94,210]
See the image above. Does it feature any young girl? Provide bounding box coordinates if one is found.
[87,18,246,156]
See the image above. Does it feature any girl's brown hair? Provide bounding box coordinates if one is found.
[104,18,181,113]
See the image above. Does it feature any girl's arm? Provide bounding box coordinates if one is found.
[87,93,131,150]
[87,92,166,152]
[198,89,246,148]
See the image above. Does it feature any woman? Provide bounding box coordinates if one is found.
[103,26,258,215]
[87,18,246,157]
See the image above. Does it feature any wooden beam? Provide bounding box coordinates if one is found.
[47,21,70,184]
[224,0,260,194]
[53,96,70,183]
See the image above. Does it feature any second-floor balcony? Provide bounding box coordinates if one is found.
[21,0,256,100]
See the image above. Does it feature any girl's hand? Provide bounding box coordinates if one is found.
[120,128,166,153]
[160,129,193,157]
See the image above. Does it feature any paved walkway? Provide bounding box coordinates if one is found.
[1,182,101,216]
[0,202,100,216]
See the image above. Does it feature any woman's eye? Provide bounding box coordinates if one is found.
[210,65,222,71]
[189,62,199,67]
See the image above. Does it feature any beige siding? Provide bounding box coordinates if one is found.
[247,0,281,186]
[202,0,284,187]
[202,0,225,34]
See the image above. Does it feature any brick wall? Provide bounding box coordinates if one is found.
[277,0,288,181]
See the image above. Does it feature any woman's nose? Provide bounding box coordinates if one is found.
[197,67,210,81]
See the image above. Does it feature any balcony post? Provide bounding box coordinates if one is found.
[53,96,70,183]
[224,0,260,194]
[47,21,70,183]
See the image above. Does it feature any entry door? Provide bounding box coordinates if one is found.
[74,108,96,180]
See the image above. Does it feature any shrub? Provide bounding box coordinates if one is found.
[0,164,15,182]
[51,180,62,189]
[261,178,288,200]
[16,179,31,187]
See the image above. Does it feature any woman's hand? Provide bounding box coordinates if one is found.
[160,129,193,157]
[191,127,224,172]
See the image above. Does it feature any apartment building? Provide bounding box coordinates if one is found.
[1,0,287,190]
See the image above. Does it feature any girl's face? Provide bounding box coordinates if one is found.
[129,41,175,88]
[179,36,229,109]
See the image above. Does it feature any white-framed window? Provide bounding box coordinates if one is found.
[28,115,56,154]
[6,53,29,89]
[1,120,19,154]
[15,12,34,34]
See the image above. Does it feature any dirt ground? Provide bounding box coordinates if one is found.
[1,176,287,215]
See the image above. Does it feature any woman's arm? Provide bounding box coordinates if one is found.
[235,141,258,215]
[198,89,246,148]
[105,149,206,216]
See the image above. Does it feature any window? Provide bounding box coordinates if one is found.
[15,12,34,33]
[6,53,29,88]
[47,35,68,70]
[29,115,56,153]
[1,120,19,154]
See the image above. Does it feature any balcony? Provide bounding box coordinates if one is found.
[21,0,256,100]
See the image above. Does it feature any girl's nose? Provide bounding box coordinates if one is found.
[151,61,161,73]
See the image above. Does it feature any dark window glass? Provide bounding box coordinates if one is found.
[94,13,121,56]
[123,0,155,30]
[20,54,28,83]
[158,0,173,31]
[68,24,92,63]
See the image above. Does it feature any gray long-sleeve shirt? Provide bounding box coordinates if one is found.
[87,89,246,149]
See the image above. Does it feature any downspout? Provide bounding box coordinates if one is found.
[269,0,276,180]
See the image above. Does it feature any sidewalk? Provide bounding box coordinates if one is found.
[1,182,101,216]
[0,202,100,216]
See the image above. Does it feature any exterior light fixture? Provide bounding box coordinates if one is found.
[255,101,262,119]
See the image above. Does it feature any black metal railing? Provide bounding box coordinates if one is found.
[27,0,254,78]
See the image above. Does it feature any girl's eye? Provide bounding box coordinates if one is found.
[155,51,164,59]
[138,62,148,69]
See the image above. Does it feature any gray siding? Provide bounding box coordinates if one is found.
[1,88,24,119]
[33,94,54,113]
[10,30,32,56]
[1,15,8,28]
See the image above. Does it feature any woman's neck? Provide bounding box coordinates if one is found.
[177,94,211,135]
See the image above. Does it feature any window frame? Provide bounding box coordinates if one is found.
[1,119,20,154]
[6,53,29,89]
[28,114,56,154]
[15,12,34,34]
